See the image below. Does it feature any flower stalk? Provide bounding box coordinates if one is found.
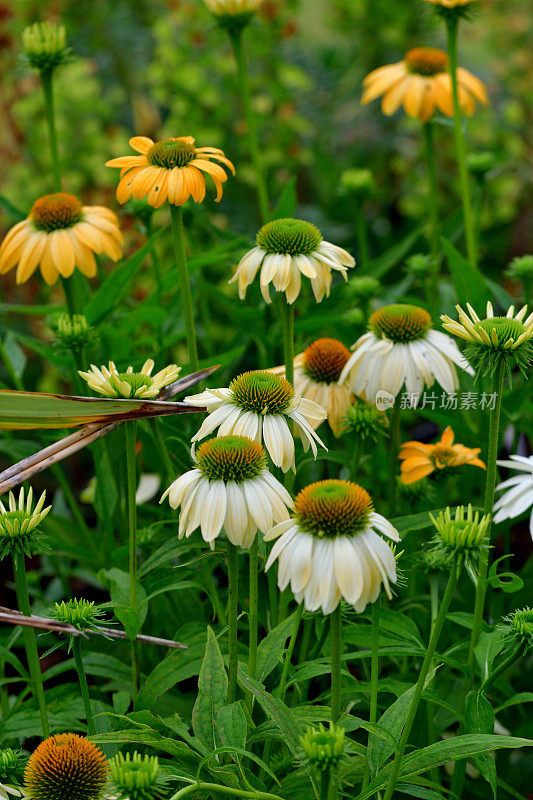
[125,419,140,699]
[227,540,239,704]
[362,597,380,790]
[72,635,96,735]
[280,297,295,386]
[40,69,61,192]
[170,204,199,372]
[246,537,259,712]
[446,16,477,268]
[388,400,401,515]
[228,27,270,223]
[12,550,49,736]
[330,604,342,724]
[423,121,440,312]
[381,555,460,800]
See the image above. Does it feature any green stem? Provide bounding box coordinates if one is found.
[387,401,401,516]
[423,121,440,314]
[61,275,78,317]
[277,603,304,701]
[12,550,50,736]
[354,199,370,269]
[41,69,61,191]
[381,557,460,800]
[125,420,140,700]
[446,17,477,269]
[170,782,283,800]
[72,636,96,735]
[169,204,199,372]
[246,537,259,713]
[280,298,295,386]
[320,769,332,800]
[151,418,175,486]
[350,439,360,482]
[229,28,270,223]
[227,540,239,704]
[330,604,342,724]
[362,598,380,790]
[481,643,523,692]
[451,362,505,799]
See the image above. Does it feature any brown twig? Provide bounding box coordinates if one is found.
[0,607,187,650]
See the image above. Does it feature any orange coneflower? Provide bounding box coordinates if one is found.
[399,425,485,484]
[362,47,488,122]
[24,733,108,800]
[106,136,235,208]
[0,193,123,285]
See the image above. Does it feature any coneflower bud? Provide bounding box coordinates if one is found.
[52,314,94,352]
[0,488,50,560]
[109,753,169,800]
[24,734,108,800]
[0,749,28,787]
[430,504,490,550]
[505,255,533,283]
[300,723,345,772]
[466,151,497,180]
[405,254,435,281]
[22,21,71,73]
[503,607,533,650]
[344,399,389,442]
[340,168,375,200]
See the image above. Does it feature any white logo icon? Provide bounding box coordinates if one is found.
[375,390,395,411]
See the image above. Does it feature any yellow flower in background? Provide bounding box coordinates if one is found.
[272,338,354,437]
[106,136,235,208]
[422,0,477,7]
[203,0,263,15]
[79,359,180,399]
[399,425,486,484]
[362,47,488,121]
[0,193,123,285]
[230,218,355,304]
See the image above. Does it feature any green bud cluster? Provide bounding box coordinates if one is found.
[0,488,50,560]
[347,275,380,302]
[430,505,490,550]
[0,748,28,786]
[467,151,497,179]
[344,399,389,442]
[503,607,533,650]
[22,21,71,73]
[506,255,533,281]
[300,723,345,772]
[340,168,375,199]
[109,753,169,800]
[52,598,107,632]
[405,254,435,280]
[52,313,95,352]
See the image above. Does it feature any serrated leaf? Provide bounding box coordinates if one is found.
[192,627,228,752]
[215,702,247,753]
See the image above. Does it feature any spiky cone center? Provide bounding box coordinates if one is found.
[113,372,153,394]
[147,138,196,169]
[295,480,373,539]
[431,505,490,549]
[301,724,345,772]
[196,436,267,483]
[24,734,108,800]
[405,47,449,76]
[369,304,432,343]
[256,218,322,255]
[53,599,103,630]
[230,371,294,414]
[303,338,351,384]
[475,317,528,348]
[30,194,83,233]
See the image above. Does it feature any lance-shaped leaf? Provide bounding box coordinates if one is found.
[0,366,216,494]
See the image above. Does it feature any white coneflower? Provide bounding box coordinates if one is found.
[265,480,400,614]
[229,218,355,304]
[161,436,293,548]
[339,303,473,407]
[493,455,533,540]
[185,371,327,472]
[272,338,354,437]
[441,302,533,378]
[79,359,181,399]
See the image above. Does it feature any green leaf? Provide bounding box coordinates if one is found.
[441,237,491,309]
[270,178,297,220]
[465,691,497,797]
[0,194,26,222]
[495,692,533,714]
[215,702,247,752]
[3,332,26,379]
[101,567,148,641]
[192,627,228,752]
[359,227,422,278]
[256,611,298,683]
[237,669,303,758]
[367,667,439,777]
[474,630,508,682]
[84,229,164,325]
[395,785,446,800]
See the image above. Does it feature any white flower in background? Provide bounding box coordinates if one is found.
[339,303,473,407]
[185,370,327,472]
[0,785,25,800]
[161,435,293,548]
[271,338,354,437]
[493,455,533,539]
[79,359,180,399]
[265,480,400,614]
[229,218,355,304]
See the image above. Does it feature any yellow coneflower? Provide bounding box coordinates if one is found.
[399,425,486,484]
[24,734,108,800]
[78,359,180,399]
[362,47,487,122]
[106,136,235,208]
[203,0,263,15]
[0,194,123,285]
